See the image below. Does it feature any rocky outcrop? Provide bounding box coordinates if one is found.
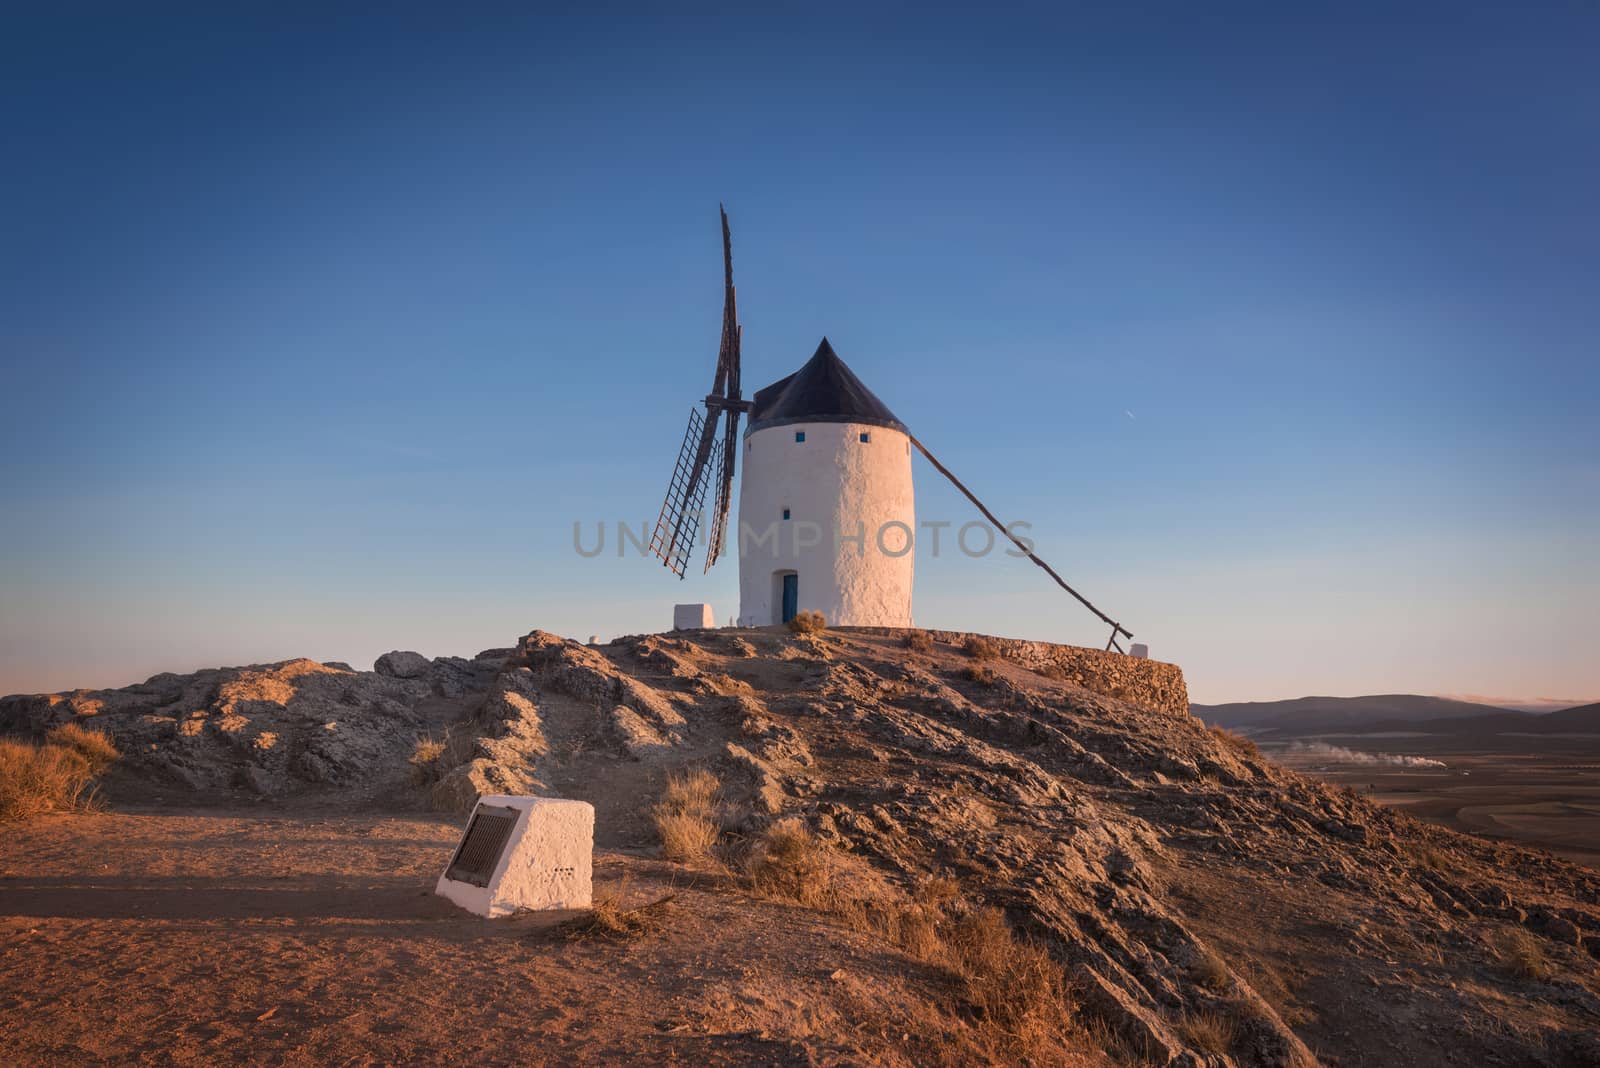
[0,655,496,797]
[432,667,550,811]
[516,630,687,750]
[374,650,431,678]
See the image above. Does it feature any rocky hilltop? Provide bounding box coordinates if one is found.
[4,627,1598,1066]
[2,648,506,798]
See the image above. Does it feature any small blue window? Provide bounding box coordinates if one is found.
[794,430,805,442]
[859,432,870,443]
[782,508,791,520]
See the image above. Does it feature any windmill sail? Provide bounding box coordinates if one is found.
[649,206,748,579]
[649,407,722,577]
[704,408,737,571]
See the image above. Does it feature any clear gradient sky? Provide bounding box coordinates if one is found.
[2,4,1596,704]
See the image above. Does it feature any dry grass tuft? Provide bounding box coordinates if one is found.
[661,767,719,814]
[913,872,962,908]
[408,728,478,787]
[1177,1010,1237,1055]
[47,723,121,773]
[1084,1016,1163,1067]
[746,818,841,908]
[1207,724,1259,759]
[0,738,98,821]
[894,906,944,961]
[1236,957,1315,1028]
[744,821,1074,1060]
[562,885,676,941]
[653,769,722,863]
[961,664,997,685]
[945,907,1072,1043]
[1189,946,1231,992]
[787,610,827,634]
[901,629,934,653]
[409,736,448,784]
[1410,843,1450,873]
[962,636,1000,661]
[1491,927,1553,981]
[655,811,719,863]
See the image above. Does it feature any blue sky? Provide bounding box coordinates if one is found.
[2,4,1596,703]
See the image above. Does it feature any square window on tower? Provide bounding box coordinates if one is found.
[782,508,791,521]
[859,432,870,443]
[794,430,805,443]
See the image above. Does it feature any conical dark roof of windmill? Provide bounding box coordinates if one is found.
[746,338,907,434]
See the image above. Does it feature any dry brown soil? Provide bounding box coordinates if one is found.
[0,809,1100,1068]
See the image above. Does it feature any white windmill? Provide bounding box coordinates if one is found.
[649,209,1135,649]
[734,338,914,626]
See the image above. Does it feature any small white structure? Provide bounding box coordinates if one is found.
[435,795,593,917]
[737,339,914,627]
[673,603,716,630]
[1130,643,1149,659]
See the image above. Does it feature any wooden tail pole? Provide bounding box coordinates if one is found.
[909,435,1134,645]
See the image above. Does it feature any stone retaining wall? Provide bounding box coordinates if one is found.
[850,627,1190,719]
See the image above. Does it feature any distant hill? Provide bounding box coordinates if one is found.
[1372,700,1600,737]
[1553,701,1600,726]
[1192,693,1524,731]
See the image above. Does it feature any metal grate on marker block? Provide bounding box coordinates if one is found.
[444,804,519,887]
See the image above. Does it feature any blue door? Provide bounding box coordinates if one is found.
[781,573,798,623]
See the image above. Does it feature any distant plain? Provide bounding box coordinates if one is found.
[1262,733,1600,870]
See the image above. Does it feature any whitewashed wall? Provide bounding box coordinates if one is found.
[737,420,915,627]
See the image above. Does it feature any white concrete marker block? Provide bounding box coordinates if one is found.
[1130,643,1149,659]
[673,603,716,630]
[435,795,593,917]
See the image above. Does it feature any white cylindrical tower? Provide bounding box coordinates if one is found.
[736,339,914,627]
